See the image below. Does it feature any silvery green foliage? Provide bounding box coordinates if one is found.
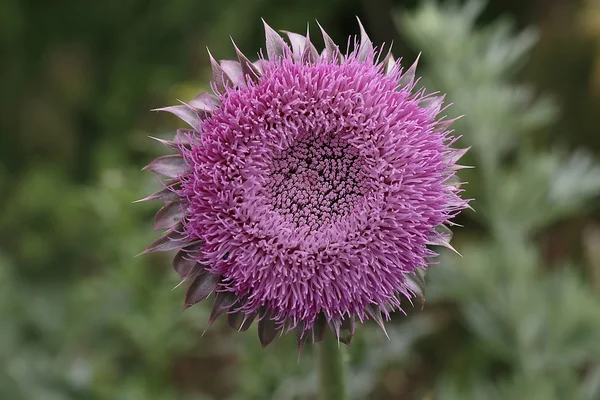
[398,1,600,399]
[0,168,213,400]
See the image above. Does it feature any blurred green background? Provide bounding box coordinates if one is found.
[2,0,600,399]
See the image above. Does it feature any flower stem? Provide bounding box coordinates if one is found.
[316,332,348,400]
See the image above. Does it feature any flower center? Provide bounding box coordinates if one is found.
[263,133,368,230]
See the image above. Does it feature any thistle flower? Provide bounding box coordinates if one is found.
[140,20,469,348]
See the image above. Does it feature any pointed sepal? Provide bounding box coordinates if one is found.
[339,316,356,345]
[140,224,186,255]
[426,228,461,255]
[295,324,310,358]
[153,105,200,131]
[154,201,183,231]
[184,273,220,309]
[405,268,427,305]
[312,314,327,343]
[172,249,202,279]
[262,19,287,60]
[356,17,373,62]
[382,44,396,75]
[207,291,238,326]
[232,39,261,84]
[228,311,256,332]
[365,304,390,339]
[283,30,307,61]
[258,311,279,348]
[445,147,471,165]
[327,318,342,344]
[189,92,220,115]
[134,184,180,203]
[398,53,421,89]
[317,21,342,63]
[219,61,244,87]
[301,25,318,64]
[148,136,184,153]
[207,49,233,93]
[143,155,187,179]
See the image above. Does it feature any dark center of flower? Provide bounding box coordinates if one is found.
[263,133,368,230]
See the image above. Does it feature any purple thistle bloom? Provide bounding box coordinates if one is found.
[140,20,469,348]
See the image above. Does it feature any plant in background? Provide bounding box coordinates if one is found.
[140,19,468,399]
[396,1,600,399]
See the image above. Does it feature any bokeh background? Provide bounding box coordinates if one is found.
[2,0,600,399]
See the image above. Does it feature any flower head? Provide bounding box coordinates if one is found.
[140,20,469,348]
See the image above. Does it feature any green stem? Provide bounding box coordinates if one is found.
[316,332,348,400]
